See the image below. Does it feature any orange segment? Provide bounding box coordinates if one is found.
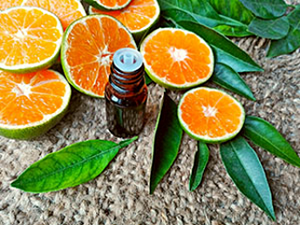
[27,28,62,42]
[1,95,44,126]
[29,12,60,29]
[90,0,160,33]
[31,82,68,96]
[29,94,64,115]
[141,28,214,89]
[0,0,86,31]
[69,62,101,92]
[0,7,63,72]
[178,87,245,143]
[0,70,70,126]
[62,15,137,98]
[0,76,17,111]
[91,65,110,95]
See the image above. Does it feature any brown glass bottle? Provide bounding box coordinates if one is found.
[105,48,148,138]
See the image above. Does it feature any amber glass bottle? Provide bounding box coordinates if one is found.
[105,48,148,138]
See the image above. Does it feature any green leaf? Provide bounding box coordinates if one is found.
[189,142,210,191]
[158,0,252,37]
[212,63,256,101]
[287,5,300,27]
[158,0,222,28]
[243,116,300,167]
[248,17,290,40]
[209,0,254,36]
[239,0,288,19]
[214,24,252,37]
[11,137,138,193]
[145,73,153,85]
[209,0,254,24]
[159,17,181,28]
[267,6,300,57]
[175,20,263,72]
[220,136,276,220]
[150,93,183,194]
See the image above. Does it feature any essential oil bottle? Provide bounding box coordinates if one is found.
[105,48,148,138]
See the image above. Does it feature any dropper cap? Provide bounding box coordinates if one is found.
[113,48,143,73]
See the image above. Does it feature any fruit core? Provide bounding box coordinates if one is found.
[12,83,31,98]
[202,105,217,117]
[95,45,112,66]
[13,29,28,41]
[169,47,188,62]
[97,54,111,66]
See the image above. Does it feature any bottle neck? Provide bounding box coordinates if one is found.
[109,62,145,95]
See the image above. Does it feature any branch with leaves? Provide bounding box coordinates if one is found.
[149,92,299,221]
[159,0,300,58]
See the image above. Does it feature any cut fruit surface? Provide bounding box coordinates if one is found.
[140,28,214,90]
[61,15,137,98]
[178,87,245,143]
[89,0,160,38]
[84,0,131,11]
[0,1,23,10]
[0,7,63,73]
[0,70,71,140]
[0,0,86,30]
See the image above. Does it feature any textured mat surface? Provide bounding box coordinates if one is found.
[0,1,300,225]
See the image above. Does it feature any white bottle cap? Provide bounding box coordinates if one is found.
[113,48,143,73]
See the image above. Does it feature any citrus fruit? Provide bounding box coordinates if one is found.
[89,0,160,40]
[0,70,72,140]
[84,0,132,11]
[0,6,63,73]
[178,87,245,143]
[0,0,86,30]
[140,28,214,90]
[61,15,137,98]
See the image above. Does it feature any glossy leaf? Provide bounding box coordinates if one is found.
[158,0,251,37]
[209,0,254,36]
[267,6,300,57]
[176,20,263,72]
[158,0,222,28]
[189,142,210,191]
[239,0,288,19]
[212,63,256,101]
[248,17,290,40]
[209,0,254,24]
[150,93,183,194]
[214,24,252,37]
[11,137,138,193]
[243,116,300,167]
[220,136,276,220]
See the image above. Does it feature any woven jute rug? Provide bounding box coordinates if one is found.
[0,1,299,225]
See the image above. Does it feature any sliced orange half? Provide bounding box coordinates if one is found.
[84,0,132,11]
[0,0,86,30]
[0,7,63,73]
[61,15,137,98]
[140,28,214,90]
[178,87,245,143]
[0,70,71,140]
[89,0,160,39]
